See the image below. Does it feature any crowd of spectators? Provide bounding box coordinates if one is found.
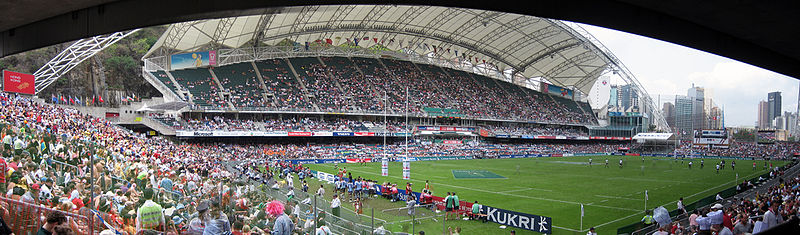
[0,90,632,234]
[487,125,589,138]
[214,63,269,108]
[320,57,384,113]
[256,60,314,111]
[160,56,597,125]
[148,112,591,139]
[0,91,345,234]
[675,141,800,159]
[173,116,404,133]
[292,59,351,112]
[3,89,799,235]
[649,163,800,235]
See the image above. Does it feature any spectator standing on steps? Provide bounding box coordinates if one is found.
[677,197,687,215]
[330,194,341,221]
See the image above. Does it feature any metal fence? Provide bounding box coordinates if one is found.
[1,197,95,235]
[618,161,799,235]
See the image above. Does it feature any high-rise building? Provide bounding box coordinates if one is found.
[662,102,675,128]
[758,100,770,129]
[787,112,799,137]
[688,86,706,129]
[675,95,693,137]
[707,106,723,129]
[768,91,782,127]
[607,84,638,112]
[608,85,618,110]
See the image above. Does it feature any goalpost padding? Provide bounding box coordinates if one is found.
[451,170,506,179]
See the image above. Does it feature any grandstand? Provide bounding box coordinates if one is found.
[214,61,267,108]
[149,56,601,125]
[255,59,315,111]
[17,4,798,235]
[140,5,669,129]
[170,67,226,109]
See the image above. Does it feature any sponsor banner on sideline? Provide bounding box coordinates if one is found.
[483,205,552,234]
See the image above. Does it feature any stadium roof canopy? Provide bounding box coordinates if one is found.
[144,5,611,95]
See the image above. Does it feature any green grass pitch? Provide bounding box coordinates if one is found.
[302,156,786,235]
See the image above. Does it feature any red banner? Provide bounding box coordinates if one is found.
[430,195,473,212]
[346,158,372,163]
[3,70,35,95]
[354,132,375,136]
[479,129,490,137]
[288,132,312,137]
[105,112,120,118]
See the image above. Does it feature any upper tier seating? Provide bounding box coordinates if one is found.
[153,57,598,125]
[171,68,226,109]
[255,59,314,111]
[214,62,269,108]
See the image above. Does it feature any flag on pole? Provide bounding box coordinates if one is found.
[581,204,584,217]
[645,190,649,200]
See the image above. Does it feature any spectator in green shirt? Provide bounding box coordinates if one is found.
[471,201,486,222]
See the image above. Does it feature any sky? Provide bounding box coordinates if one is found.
[579,23,799,128]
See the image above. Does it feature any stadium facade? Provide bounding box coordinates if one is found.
[134,5,668,137]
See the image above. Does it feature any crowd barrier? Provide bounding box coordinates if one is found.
[616,171,772,235]
[311,169,554,233]
[1,197,95,234]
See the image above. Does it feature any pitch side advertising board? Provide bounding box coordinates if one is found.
[3,70,35,95]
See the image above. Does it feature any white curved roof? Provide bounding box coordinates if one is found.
[146,5,612,95]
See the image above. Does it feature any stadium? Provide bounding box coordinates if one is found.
[0,2,799,235]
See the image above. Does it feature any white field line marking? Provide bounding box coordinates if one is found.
[594,195,643,201]
[320,165,640,213]
[552,225,582,232]
[607,177,698,184]
[499,188,533,193]
[498,187,554,193]
[589,169,767,232]
[509,186,554,192]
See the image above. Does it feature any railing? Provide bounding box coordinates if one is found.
[617,161,799,235]
[1,197,95,235]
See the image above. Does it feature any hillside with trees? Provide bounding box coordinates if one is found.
[0,26,165,106]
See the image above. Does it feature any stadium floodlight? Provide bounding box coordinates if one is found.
[34,29,140,94]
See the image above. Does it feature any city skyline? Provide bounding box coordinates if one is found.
[582,23,799,128]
